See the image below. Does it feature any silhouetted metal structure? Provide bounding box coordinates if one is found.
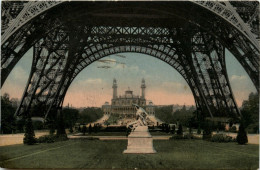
[1,1,259,119]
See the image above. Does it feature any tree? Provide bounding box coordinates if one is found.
[69,126,73,133]
[56,110,66,137]
[78,107,103,124]
[177,124,183,135]
[171,125,175,134]
[240,92,259,133]
[63,108,79,130]
[78,126,81,132]
[47,119,56,135]
[16,117,26,133]
[1,93,16,134]
[155,106,174,123]
[202,121,212,140]
[237,123,248,145]
[23,116,37,145]
[197,124,201,134]
[82,125,87,135]
[89,124,92,134]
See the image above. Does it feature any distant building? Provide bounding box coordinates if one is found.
[101,79,155,117]
[146,101,155,115]
[102,102,111,114]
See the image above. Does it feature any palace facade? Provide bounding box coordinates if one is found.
[102,79,155,117]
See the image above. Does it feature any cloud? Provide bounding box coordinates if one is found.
[9,66,29,84]
[1,82,25,99]
[161,82,183,88]
[230,75,247,81]
[1,66,29,99]
[82,78,103,85]
[146,90,195,106]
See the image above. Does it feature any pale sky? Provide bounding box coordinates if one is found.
[1,48,257,108]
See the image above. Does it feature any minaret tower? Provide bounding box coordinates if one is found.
[141,78,146,99]
[112,78,118,99]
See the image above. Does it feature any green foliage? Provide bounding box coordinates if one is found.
[78,107,103,124]
[16,118,26,133]
[37,135,55,143]
[240,92,259,133]
[177,124,183,135]
[171,125,175,134]
[105,114,120,124]
[202,121,212,140]
[211,134,234,143]
[171,134,196,140]
[37,134,68,143]
[173,106,195,126]
[30,102,46,117]
[229,126,237,132]
[89,124,92,134]
[155,106,173,123]
[54,134,68,142]
[82,125,87,135]
[237,123,248,145]
[69,127,73,133]
[23,117,37,145]
[1,93,16,134]
[171,134,184,140]
[46,119,56,135]
[56,111,66,137]
[33,121,44,130]
[197,125,201,134]
[155,105,195,126]
[78,126,81,132]
[63,108,79,129]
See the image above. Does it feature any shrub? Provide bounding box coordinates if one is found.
[203,131,212,140]
[246,123,259,134]
[171,125,175,134]
[37,134,68,143]
[211,134,234,143]
[33,121,44,130]
[183,133,194,139]
[237,124,248,145]
[170,133,196,140]
[23,117,37,145]
[54,134,68,142]
[197,125,201,134]
[89,124,92,134]
[171,134,184,140]
[37,135,55,143]
[230,126,237,132]
[78,126,81,132]
[69,127,73,133]
[82,125,87,135]
[202,121,212,140]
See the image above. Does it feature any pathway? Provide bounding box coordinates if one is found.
[0,131,49,146]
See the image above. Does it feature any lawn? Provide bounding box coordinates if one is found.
[76,131,168,136]
[0,139,258,169]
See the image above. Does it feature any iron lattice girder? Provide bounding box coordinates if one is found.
[1,1,259,90]
[15,27,69,117]
[2,1,258,47]
[191,33,240,117]
[1,2,258,118]
[15,25,239,118]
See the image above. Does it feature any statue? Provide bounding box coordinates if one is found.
[124,104,157,154]
[127,104,150,131]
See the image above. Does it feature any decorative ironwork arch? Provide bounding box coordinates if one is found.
[2,2,258,90]
[1,1,258,119]
[2,1,258,48]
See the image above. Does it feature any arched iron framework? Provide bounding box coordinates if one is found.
[1,1,258,119]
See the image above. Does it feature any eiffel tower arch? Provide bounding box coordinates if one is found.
[1,1,259,119]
